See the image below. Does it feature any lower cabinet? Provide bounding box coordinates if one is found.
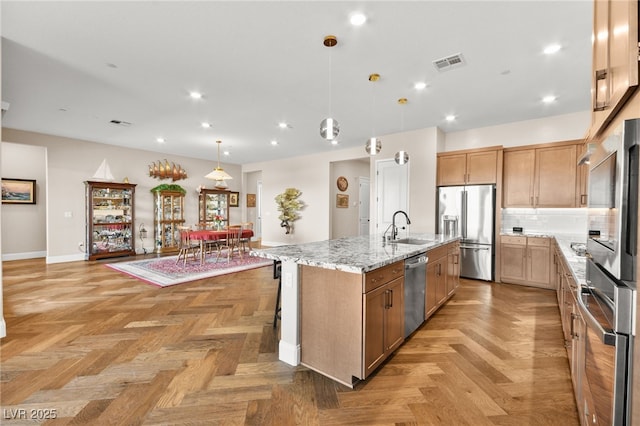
[555,241,592,425]
[500,235,552,289]
[299,260,404,387]
[363,276,404,377]
[426,241,459,320]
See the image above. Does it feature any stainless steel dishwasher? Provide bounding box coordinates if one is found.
[404,253,428,337]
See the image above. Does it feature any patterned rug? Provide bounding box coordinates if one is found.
[105,251,273,287]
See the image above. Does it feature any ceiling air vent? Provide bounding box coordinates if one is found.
[109,119,132,126]
[433,53,465,72]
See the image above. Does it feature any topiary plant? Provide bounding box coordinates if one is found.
[275,188,304,234]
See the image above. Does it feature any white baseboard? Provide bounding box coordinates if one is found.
[1,251,46,261]
[260,240,290,247]
[278,340,301,366]
[46,253,85,264]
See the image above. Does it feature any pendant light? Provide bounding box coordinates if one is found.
[205,140,233,189]
[319,35,339,141]
[365,73,382,155]
[395,98,410,165]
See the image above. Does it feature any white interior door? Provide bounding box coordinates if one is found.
[375,159,409,234]
[358,177,370,235]
[255,180,262,239]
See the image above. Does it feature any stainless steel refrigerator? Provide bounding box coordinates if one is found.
[437,184,495,281]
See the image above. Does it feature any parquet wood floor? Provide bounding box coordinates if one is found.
[1,257,579,425]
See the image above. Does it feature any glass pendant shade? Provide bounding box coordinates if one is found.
[320,117,340,140]
[205,140,233,182]
[365,138,381,155]
[395,150,409,165]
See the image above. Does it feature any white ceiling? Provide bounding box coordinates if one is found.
[1,1,593,165]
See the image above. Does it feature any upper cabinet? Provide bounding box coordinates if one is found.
[590,0,639,136]
[503,143,579,208]
[437,147,500,186]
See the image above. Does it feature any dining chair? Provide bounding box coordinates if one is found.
[175,226,199,266]
[240,221,253,252]
[215,225,243,263]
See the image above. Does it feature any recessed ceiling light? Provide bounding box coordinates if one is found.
[350,12,367,26]
[414,82,427,90]
[331,140,339,145]
[223,150,230,156]
[445,115,456,122]
[189,91,203,99]
[156,137,165,143]
[270,140,278,146]
[201,122,211,128]
[278,122,290,129]
[542,95,557,103]
[543,44,562,55]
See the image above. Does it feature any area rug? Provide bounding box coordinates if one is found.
[106,252,273,287]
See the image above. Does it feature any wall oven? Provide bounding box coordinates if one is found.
[585,118,639,425]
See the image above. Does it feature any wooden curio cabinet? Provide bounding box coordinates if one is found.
[198,188,229,229]
[152,187,185,253]
[85,180,136,260]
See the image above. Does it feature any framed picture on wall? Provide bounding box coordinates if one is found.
[247,193,256,207]
[2,178,36,204]
[336,194,349,208]
[229,191,239,207]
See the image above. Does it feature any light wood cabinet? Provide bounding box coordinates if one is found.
[591,0,639,136]
[437,148,499,186]
[500,235,551,289]
[555,242,590,425]
[85,180,136,261]
[446,241,460,297]
[425,242,459,320]
[363,275,404,377]
[503,143,578,208]
[299,260,404,386]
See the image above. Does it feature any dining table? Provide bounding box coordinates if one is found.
[188,228,254,264]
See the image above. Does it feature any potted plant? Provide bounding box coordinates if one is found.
[275,188,304,234]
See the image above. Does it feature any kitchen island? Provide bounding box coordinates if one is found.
[251,233,460,386]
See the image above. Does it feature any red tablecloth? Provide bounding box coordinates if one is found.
[188,229,253,241]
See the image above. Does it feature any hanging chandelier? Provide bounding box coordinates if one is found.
[319,35,339,141]
[205,140,233,189]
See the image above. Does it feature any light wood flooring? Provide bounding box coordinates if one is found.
[1,257,579,425]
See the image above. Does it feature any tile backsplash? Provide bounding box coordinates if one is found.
[501,208,588,236]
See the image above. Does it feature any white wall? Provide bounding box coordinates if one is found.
[444,111,590,151]
[330,159,369,239]
[1,142,47,260]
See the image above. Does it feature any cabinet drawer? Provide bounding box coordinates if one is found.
[501,235,527,245]
[427,244,449,262]
[527,237,550,247]
[364,261,404,293]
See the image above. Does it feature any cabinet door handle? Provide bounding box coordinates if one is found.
[594,68,608,111]
[389,289,393,308]
[570,313,576,338]
[530,196,533,205]
[580,194,587,205]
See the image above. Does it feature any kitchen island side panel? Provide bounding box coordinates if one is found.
[300,265,363,387]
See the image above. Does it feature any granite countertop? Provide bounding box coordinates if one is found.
[500,231,587,285]
[251,233,459,274]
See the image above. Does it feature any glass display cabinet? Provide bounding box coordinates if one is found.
[85,180,136,260]
[198,188,229,229]
[152,187,186,253]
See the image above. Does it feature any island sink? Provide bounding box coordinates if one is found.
[391,238,433,245]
